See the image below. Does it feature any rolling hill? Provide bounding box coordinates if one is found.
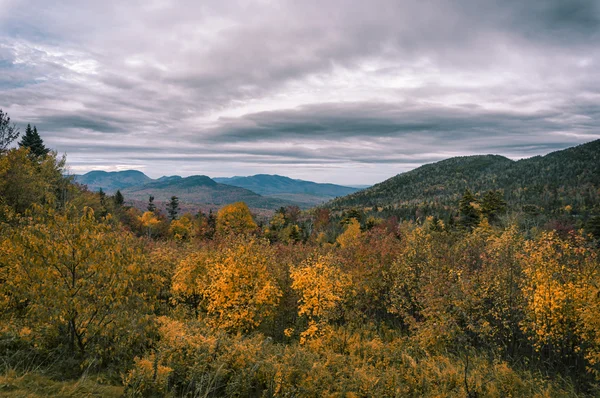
[327,139,600,218]
[121,175,294,210]
[73,170,152,192]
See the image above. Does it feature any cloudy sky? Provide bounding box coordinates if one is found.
[1,0,599,184]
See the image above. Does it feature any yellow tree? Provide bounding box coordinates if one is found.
[0,205,158,358]
[173,238,281,332]
[139,210,161,238]
[336,218,361,248]
[520,231,598,366]
[216,202,257,236]
[290,253,351,343]
[0,147,66,215]
[169,214,194,241]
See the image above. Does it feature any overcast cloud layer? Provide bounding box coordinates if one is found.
[1,0,599,184]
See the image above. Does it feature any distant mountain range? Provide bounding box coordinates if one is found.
[328,139,600,218]
[73,172,360,210]
[72,170,152,192]
[213,174,359,206]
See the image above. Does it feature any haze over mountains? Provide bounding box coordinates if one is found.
[73,139,600,214]
[73,172,359,209]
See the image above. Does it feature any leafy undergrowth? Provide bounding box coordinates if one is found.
[0,370,123,398]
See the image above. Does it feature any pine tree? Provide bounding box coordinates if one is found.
[98,188,108,217]
[481,190,507,223]
[19,124,49,157]
[166,196,179,221]
[458,189,480,230]
[114,190,124,207]
[0,109,20,151]
[147,195,156,212]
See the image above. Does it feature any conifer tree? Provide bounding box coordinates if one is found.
[167,196,179,221]
[459,189,480,230]
[114,190,124,207]
[481,190,507,223]
[19,124,49,157]
[147,195,156,212]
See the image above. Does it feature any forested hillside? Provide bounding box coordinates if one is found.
[1,122,600,397]
[329,140,600,229]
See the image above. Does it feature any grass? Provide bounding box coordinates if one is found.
[0,369,123,398]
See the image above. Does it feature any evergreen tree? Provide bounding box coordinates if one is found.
[206,210,217,239]
[0,109,19,152]
[98,188,108,217]
[166,196,179,221]
[19,124,49,157]
[147,195,156,212]
[458,189,480,230]
[481,190,507,223]
[114,190,124,207]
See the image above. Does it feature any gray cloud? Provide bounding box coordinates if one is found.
[1,0,599,184]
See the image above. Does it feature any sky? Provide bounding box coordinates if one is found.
[0,0,599,185]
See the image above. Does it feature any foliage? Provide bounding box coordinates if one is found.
[0,148,66,215]
[0,205,159,363]
[216,201,257,236]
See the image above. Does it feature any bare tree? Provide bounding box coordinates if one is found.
[0,109,20,152]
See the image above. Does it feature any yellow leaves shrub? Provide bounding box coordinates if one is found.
[519,231,598,358]
[291,253,351,342]
[168,215,193,241]
[172,238,282,332]
[0,205,159,359]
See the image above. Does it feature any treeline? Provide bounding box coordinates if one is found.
[1,110,600,397]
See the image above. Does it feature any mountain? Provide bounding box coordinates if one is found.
[213,174,360,207]
[122,175,294,210]
[328,140,600,219]
[73,170,152,192]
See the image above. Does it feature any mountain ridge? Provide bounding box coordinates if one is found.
[327,139,600,219]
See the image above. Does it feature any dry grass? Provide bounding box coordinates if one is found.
[0,370,123,398]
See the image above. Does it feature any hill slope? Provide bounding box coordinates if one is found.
[328,140,600,216]
[214,174,360,206]
[73,170,152,192]
[122,175,294,210]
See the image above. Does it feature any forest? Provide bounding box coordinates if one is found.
[1,119,600,397]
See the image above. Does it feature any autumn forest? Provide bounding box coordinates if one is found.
[1,115,600,397]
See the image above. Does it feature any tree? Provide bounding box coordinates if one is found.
[480,190,507,223]
[0,109,19,152]
[169,214,193,241]
[19,124,49,158]
[139,211,161,238]
[114,190,124,207]
[0,206,158,358]
[204,239,282,332]
[0,148,65,215]
[166,196,179,221]
[216,202,257,236]
[147,195,156,212]
[98,188,108,217]
[336,218,361,248]
[459,189,481,230]
[291,253,351,343]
